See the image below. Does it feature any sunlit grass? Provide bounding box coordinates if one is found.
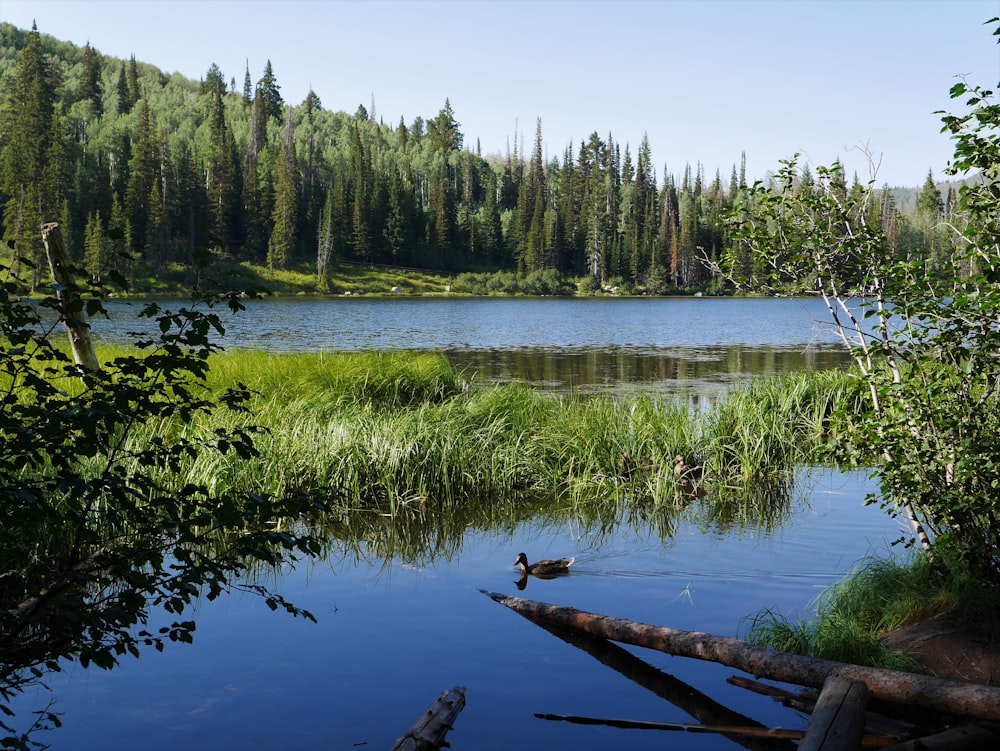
[7,343,859,536]
[110,351,858,521]
[743,552,1000,670]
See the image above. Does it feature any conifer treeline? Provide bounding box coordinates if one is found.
[0,23,958,293]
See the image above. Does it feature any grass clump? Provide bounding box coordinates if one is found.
[743,552,1000,670]
[104,350,859,523]
[707,369,856,481]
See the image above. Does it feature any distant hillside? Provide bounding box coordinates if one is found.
[0,21,959,298]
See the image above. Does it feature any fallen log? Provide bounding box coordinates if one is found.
[726,675,914,740]
[528,615,797,750]
[480,590,1000,722]
[390,686,466,751]
[881,721,1000,750]
[798,675,869,751]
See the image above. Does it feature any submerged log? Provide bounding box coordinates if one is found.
[535,713,899,747]
[41,222,99,372]
[528,615,797,750]
[480,590,1000,722]
[390,686,466,751]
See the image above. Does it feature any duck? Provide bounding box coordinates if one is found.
[673,455,703,482]
[514,552,575,578]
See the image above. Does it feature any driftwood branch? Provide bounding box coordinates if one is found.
[390,686,466,751]
[481,590,1000,722]
[41,222,100,372]
[535,713,899,748]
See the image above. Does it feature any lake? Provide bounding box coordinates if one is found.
[94,295,854,397]
[12,296,901,750]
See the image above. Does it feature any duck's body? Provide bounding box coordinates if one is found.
[514,552,575,577]
[674,455,703,481]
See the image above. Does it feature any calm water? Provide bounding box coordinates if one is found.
[13,297,901,750]
[94,296,854,396]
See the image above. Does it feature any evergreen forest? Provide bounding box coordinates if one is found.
[0,22,965,295]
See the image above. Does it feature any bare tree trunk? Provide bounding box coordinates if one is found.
[482,591,1000,721]
[41,222,100,372]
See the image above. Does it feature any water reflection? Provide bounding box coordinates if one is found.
[91,297,855,397]
[307,470,797,575]
[448,344,850,398]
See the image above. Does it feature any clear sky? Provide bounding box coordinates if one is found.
[3,0,999,187]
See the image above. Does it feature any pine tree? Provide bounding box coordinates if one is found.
[173,141,207,264]
[124,99,158,259]
[384,169,407,262]
[317,186,335,285]
[268,108,299,269]
[300,90,325,259]
[205,80,242,250]
[914,169,947,274]
[115,54,141,114]
[79,42,103,114]
[1,22,60,273]
[348,123,372,262]
[515,119,547,270]
[242,61,253,107]
[916,169,943,217]
[256,60,283,123]
[427,98,463,153]
[83,209,107,279]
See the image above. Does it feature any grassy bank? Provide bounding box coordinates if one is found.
[115,260,456,297]
[107,260,710,298]
[744,552,1000,670]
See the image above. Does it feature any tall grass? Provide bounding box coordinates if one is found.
[116,350,857,525]
[743,552,1000,670]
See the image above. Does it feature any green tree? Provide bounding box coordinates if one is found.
[241,60,253,107]
[268,108,299,269]
[83,209,107,278]
[0,22,60,277]
[205,79,242,250]
[0,251,332,746]
[124,99,158,260]
[427,98,462,153]
[726,60,1000,585]
[116,54,140,115]
[256,60,283,123]
[78,42,103,114]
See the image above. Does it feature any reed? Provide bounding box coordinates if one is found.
[205,349,464,410]
[705,369,855,479]
[743,551,1000,670]
[112,351,856,526]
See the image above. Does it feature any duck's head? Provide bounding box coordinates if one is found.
[514,552,529,568]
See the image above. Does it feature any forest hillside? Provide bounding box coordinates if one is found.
[0,22,964,295]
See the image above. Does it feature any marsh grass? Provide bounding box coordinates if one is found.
[743,552,1000,670]
[115,350,856,527]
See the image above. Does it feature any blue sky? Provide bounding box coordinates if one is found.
[3,0,999,187]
